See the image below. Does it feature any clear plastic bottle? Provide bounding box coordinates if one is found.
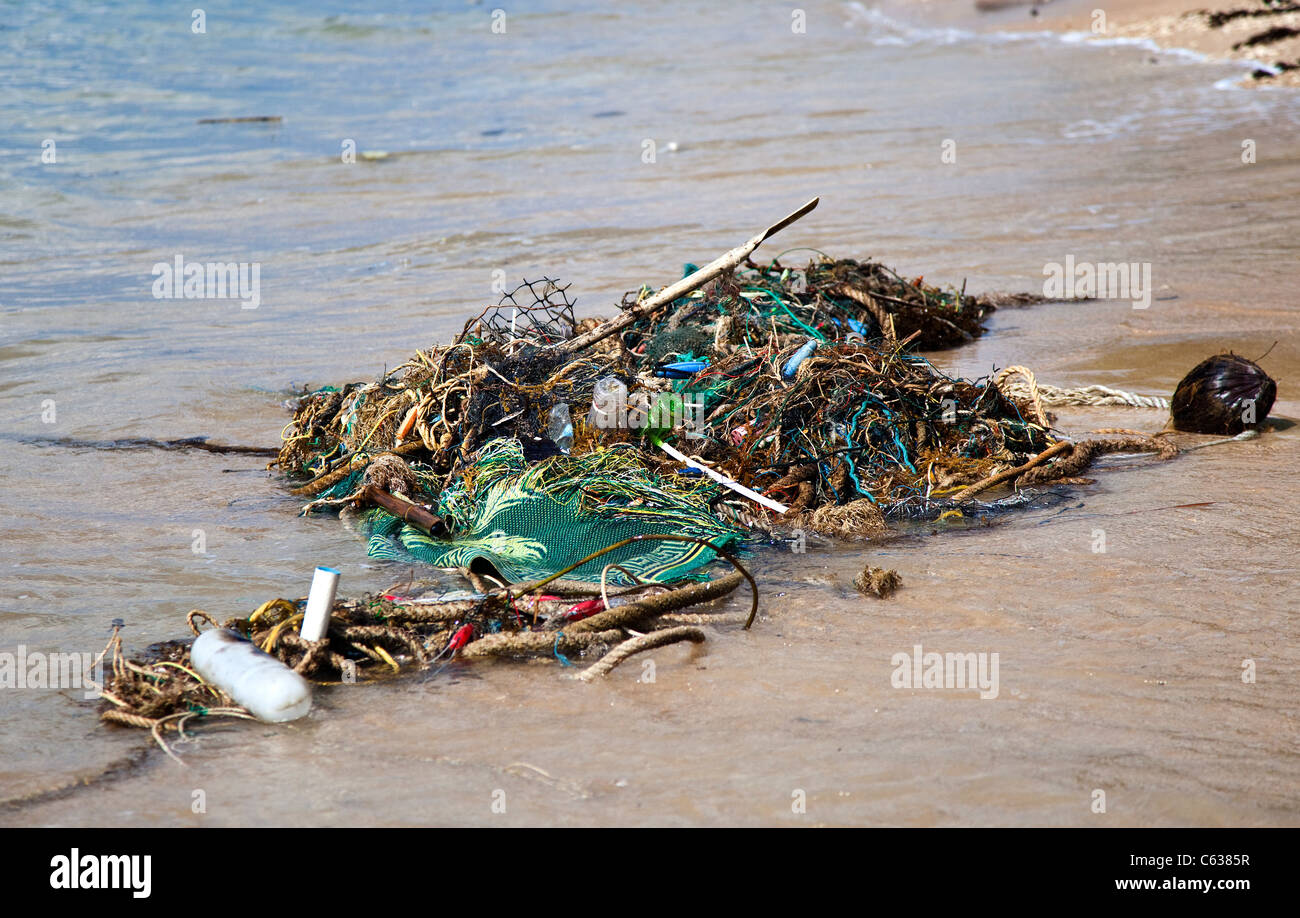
[588,376,628,431]
[547,403,574,453]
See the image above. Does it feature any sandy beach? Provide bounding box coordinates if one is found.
[972,0,1300,85]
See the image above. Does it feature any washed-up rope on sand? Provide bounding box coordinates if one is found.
[90,535,756,764]
[576,626,707,682]
[995,365,1171,415]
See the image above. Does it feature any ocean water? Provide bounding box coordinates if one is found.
[2,0,1298,825]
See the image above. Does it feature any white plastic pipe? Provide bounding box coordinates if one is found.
[301,566,340,642]
[190,629,312,723]
[655,439,790,514]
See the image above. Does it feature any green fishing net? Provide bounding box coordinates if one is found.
[351,439,743,584]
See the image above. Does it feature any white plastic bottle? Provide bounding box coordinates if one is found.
[190,629,313,723]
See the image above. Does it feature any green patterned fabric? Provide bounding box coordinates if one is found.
[354,439,743,584]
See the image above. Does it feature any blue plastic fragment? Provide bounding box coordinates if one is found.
[782,338,818,380]
[653,359,709,379]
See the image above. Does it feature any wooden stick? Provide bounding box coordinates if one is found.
[949,440,1072,502]
[552,197,819,357]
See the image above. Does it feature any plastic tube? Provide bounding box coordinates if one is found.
[655,438,789,514]
[301,566,339,642]
[190,629,313,723]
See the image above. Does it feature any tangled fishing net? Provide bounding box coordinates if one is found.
[94,200,1272,761]
[275,248,1181,567]
[41,191,1278,787]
